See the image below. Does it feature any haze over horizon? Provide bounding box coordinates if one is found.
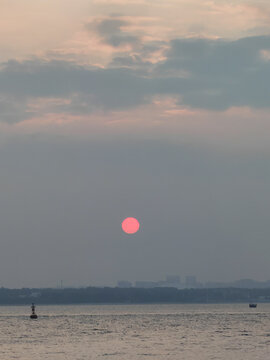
[1,0,270,288]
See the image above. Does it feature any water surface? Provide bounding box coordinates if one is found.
[1,303,270,359]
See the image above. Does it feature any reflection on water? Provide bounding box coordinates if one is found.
[1,303,270,359]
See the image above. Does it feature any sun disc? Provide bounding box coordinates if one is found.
[122,217,140,234]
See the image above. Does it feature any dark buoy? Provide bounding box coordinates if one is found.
[30,303,38,319]
[249,303,257,308]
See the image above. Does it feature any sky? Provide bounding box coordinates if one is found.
[1,0,270,288]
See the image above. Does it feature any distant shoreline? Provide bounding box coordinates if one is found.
[0,302,268,306]
[0,287,269,305]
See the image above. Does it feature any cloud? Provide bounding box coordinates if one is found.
[0,35,270,123]
[87,17,140,48]
[159,36,270,110]
[0,96,32,124]
[0,59,150,122]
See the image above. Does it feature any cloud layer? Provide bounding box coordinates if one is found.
[0,34,270,124]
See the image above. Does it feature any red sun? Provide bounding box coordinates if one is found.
[122,217,140,234]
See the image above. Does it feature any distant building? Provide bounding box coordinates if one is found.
[133,275,201,289]
[185,276,197,288]
[166,275,181,284]
[135,281,157,288]
[233,279,261,288]
[117,281,132,288]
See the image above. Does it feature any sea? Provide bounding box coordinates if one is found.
[1,303,270,359]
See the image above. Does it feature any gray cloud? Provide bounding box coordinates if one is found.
[87,18,139,47]
[0,96,31,123]
[159,36,270,109]
[0,59,150,121]
[0,36,270,123]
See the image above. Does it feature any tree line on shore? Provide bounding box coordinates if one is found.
[0,286,270,304]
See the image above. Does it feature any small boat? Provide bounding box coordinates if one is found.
[30,303,38,319]
[249,303,257,308]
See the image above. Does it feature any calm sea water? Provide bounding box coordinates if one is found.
[1,303,270,359]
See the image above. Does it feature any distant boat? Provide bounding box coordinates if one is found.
[249,303,257,308]
[30,303,38,319]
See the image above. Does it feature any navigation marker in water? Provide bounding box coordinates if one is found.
[30,303,38,319]
[122,217,140,234]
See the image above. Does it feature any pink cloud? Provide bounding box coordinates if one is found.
[10,95,270,153]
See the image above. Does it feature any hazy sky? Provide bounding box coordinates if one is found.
[1,0,270,287]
